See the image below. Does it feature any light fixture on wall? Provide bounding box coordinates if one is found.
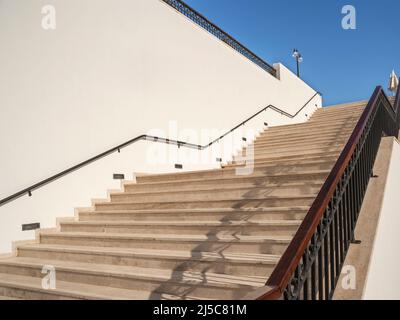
[292,49,303,78]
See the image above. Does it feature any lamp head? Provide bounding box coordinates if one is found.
[292,49,303,62]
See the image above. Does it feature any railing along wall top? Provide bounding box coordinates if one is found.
[161,0,277,77]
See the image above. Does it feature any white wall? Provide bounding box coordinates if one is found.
[363,139,400,300]
[0,0,320,253]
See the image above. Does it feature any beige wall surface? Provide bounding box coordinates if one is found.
[363,139,400,300]
[0,0,319,252]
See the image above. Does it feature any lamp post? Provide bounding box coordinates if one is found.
[292,49,303,78]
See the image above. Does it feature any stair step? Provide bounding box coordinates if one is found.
[0,272,201,300]
[260,122,356,136]
[40,232,292,255]
[255,129,352,143]
[124,179,325,194]
[258,124,354,138]
[311,106,364,116]
[111,185,322,203]
[254,132,352,144]
[266,116,360,132]
[252,136,349,148]
[0,257,264,299]
[228,154,338,167]
[315,103,366,113]
[309,112,363,122]
[60,219,302,236]
[0,295,20,300]
[136,168,331,184]
[80,207,309,222]
[135,163,333,186]
[17,244,280,277]
[235,148,341,161]
[228,156,337,167]
[250,144,343,155]
[234,150,340,167]
[94,195,316,210]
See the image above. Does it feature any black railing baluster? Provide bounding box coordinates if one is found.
[324,225,330,299]
[338,192,344,266]
[311,234,317,300]
[318,224,324,300]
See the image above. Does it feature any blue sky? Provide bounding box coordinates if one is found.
[184,0,400,106]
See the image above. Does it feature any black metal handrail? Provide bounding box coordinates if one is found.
[0,92,320,207]
[256,86,399,300]
[162,0,277,77]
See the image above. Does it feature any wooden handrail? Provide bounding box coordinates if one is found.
[255,86,397,300]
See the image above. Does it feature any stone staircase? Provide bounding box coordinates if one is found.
[0,102,366,300]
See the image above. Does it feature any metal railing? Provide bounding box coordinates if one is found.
[254,85,399,300]
[162,0,277,77]
[0,92,320,207]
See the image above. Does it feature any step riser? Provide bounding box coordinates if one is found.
[250,146,342,155]
[251,146,341,155]
[253,133,349,144]
[260,123,356,136]
[94,197,314,210]
[312,108,363,115]
[40,236,290,255]
[137,172,328,187]
[112,186,322,203]
[234,149,340,161]
[17,248,276,277]
[79,211,308,222]
[256,127,354,140]
[128,163,332,190]
[253,137,349,148]
[60,223,300,236]
[266,119,357,129]
[255,131,352,144]
[0,264,255,300]
[0,286,77,300]
[309,114,362,122]
[229,157,338,167]
[247,156,336,164]
[229,155,338,167]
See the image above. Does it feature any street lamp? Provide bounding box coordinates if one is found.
[292,49,303,77]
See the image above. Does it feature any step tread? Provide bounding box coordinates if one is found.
[135,169,332,183]
[0,295,21,300]
[41,231,293,243]
[96,195,317,206]
[0,257,266,288]
[127,173,329,187]
[63,220,303,227]
[122,182,325,195]
[86,206,310,215]
[18,244,282,264]
[0,272,201,300]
